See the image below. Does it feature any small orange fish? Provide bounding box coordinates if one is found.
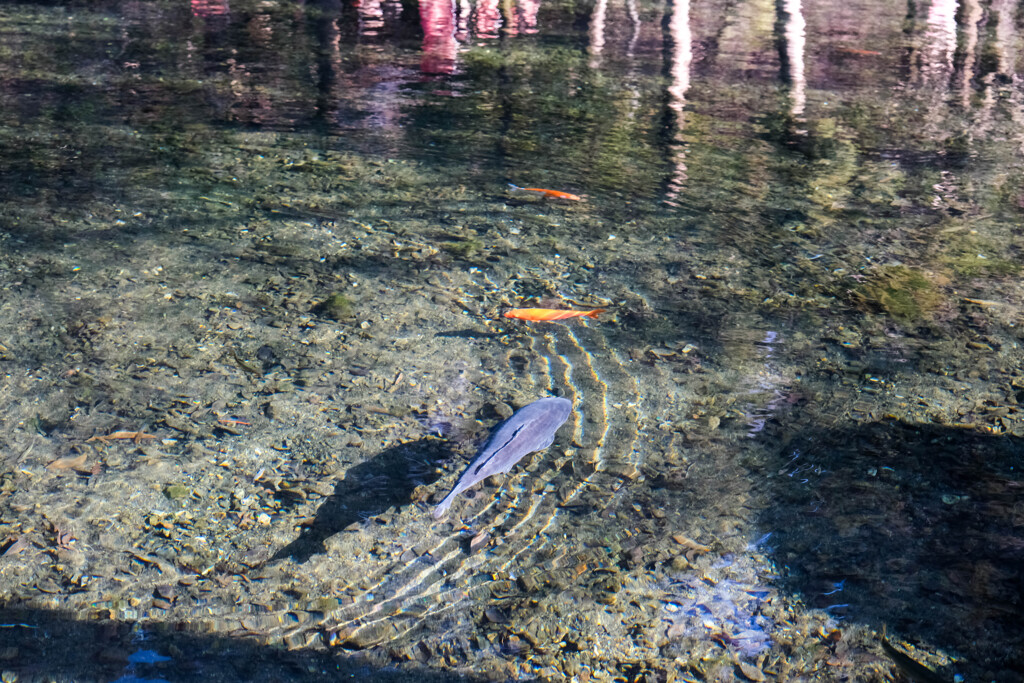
[508,183,582,201]
[837,47,881,56]
[504,308,605,321]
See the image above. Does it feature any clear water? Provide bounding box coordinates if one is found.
[0,0,1022,681]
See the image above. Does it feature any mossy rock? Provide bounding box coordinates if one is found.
[440,239,483,258]
[164,483,190,500]
[313,293,355,320]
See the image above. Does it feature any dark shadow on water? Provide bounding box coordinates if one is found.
[271,437,449,563]
[757,419,1024,679]
[0,606,490,683]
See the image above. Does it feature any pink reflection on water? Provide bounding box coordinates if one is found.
[421,0,459,73]
[191,0,229,17]
[473,0,502,40]
[956,0,980,105]
[516,0,540,34]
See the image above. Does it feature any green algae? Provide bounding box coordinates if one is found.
[853,265,946,322]
[937,230,1022,278]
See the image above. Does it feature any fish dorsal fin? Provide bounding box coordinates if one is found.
[472,424,525,475]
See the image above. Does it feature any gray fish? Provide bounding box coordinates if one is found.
[433,397,573,519]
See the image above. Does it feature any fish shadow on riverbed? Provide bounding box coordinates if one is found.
[757,419,1024,676]
[435,328,505,340]
[272,437,450,563]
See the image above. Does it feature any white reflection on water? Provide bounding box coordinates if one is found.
[661,556,776,658]
[516,0,541,35]
[921,0,957,81]
[992,0,1024,153]
[779,0,805,119]
[356,0,385,35]
[589,0,608,69]
[665,0,692,205]
[625,0,641,57]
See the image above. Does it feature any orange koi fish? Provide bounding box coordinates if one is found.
[504,308,606,321]
[836,47,881,56]
[508,183,582,201]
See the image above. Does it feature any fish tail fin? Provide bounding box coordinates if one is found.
[507,183,524,192]
[432,487,460,519]
[585,308,607,318]
[432,501,450,519]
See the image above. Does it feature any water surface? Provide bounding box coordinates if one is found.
[1,0,1022,681]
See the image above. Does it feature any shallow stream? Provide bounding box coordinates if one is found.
[1,0,1022,681]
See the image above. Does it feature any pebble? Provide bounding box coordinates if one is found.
[737,661,766,681]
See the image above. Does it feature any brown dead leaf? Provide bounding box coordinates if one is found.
[46,453,88,471]
[130,552,176,575]
[1,536,30,558]
[53,525,77,550]
[671,534,711,552]
[87,430,159,445]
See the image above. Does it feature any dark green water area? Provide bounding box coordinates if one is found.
[1,0,1022,681]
